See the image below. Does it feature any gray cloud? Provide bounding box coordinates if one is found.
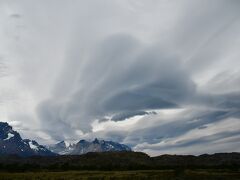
[37,34,196,132]
[124,109,237,145]
[0,0,240,155]
[9,14,21,19]
[111,111,156,122]
[0,58,8,78]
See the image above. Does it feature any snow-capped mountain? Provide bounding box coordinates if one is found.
[0,122,131,156]
[0,122,56,157]
[49,138,131,155]
[47,140,75,155]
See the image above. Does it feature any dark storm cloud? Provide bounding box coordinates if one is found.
[37,34,196,132]
[35,0,240,132]
[34,0,240,150]
[111,111,156,122]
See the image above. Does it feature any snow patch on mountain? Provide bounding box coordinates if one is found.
[4,132,14,140]
[49,138,132,155]
[0,122,56,156]
[29,141,39,151]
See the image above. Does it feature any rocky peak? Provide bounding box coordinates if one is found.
[49,138,132,155]
[93,138,100,144]
[0,122,56,157]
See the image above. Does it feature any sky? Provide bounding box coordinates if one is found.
[0,0,240,156]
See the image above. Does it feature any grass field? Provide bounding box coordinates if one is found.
[0,169,239,180]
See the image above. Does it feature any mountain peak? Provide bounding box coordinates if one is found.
[93,138,100,144]
[0,122,11,128]
[49,138,131,155]
[78,139,87,143]
[0,122,13,135]
[0,122,56,157]
[0,122,131,157]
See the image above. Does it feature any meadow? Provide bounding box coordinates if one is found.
[0,169,240,180]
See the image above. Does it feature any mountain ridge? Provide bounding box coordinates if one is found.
[48,138,131,155]
[0,122,56,157]
[0,122,131,156]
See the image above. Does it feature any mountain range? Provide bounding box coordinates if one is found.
[0,122,55,157]
[0,122,131,156]
[48,139,131,155]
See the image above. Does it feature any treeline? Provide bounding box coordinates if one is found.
[0,151,239,172]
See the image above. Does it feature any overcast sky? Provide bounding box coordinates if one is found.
[0,0,240,156]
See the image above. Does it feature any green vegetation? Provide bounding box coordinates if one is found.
[0,169,239,180]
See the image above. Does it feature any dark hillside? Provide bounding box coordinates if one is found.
[0,152,239,172]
